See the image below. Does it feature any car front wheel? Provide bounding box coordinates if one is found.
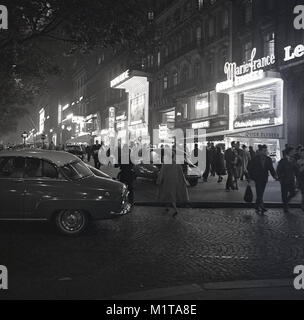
[55,210,88,235]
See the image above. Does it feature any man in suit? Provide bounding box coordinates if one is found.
[277,147,298,214]
[248,144,278,215]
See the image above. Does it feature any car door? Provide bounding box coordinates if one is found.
[23,158,69,219]
[0,156,26,219]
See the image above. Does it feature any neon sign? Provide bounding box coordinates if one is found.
[284,44,304,62]
[216,48,275,92]
[110,70,130,88]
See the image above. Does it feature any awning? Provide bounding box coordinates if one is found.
[66,134,93,145]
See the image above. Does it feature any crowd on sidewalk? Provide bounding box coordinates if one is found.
[87,139,304,217]
[197,142,304,215]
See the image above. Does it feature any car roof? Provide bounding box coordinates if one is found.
[0,149,79,166]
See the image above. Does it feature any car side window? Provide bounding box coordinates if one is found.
[25,158,43,178]
[42,160,59,179]
[25,158,59,179]
[0,157,25,178]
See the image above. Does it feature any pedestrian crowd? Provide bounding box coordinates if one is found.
[199,141,304,215]
[39,139,304,216]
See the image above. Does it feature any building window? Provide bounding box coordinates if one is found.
[196,26,202,44]
[208,17,215,38]
[194,61,201,79]
[222,10,229,30]
[173,71,178,86]
[147,54,154,68]
[207,59,214,78]
[163,76,168,90]
[244,1,252,24]
[264,32,275,56]
[181,65,190,82]
[243,41,252,62]
[157,51,161,67]
[198,0,204,10]
[182,103,188,119]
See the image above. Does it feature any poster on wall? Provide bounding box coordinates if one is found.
[130,94,145,124]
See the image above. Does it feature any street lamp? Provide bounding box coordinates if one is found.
[21,131,28,147]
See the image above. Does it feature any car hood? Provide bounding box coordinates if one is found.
[78,175,124,192]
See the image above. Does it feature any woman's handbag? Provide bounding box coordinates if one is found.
[244,183,254,203]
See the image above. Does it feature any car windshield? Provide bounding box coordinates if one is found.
[61,160,92,180]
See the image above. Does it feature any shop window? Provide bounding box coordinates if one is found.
[237,83,282,124]
[182,103,188,119]
[210,91,218,116]
[195,93,209,118]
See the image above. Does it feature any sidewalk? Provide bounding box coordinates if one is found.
[85,160,303,207]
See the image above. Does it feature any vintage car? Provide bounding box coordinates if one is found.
[65,144,86,161]
[0,149,130,235]
[134,148,201,187]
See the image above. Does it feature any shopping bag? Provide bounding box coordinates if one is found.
[244,184,253,203]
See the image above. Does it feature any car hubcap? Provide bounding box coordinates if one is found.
[60,210,84,232]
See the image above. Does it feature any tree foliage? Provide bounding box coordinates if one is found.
[0,0,150,135]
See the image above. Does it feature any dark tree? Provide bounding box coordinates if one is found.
[0,0,151,135]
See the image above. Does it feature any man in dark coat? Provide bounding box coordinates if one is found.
[277,147,298,213]
[248,144,278,214]
[92,140,101,169]
[224,141,237,190]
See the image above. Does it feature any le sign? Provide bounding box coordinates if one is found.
[284,44,304,62]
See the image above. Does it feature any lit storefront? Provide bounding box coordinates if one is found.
[110,70,150,144]
[175,90,229,150]
[216,48,286,158]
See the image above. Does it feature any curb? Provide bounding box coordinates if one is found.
[134,202,302,209]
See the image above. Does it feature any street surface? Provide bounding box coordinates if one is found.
[0,206,304,299]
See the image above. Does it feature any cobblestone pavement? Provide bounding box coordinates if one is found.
[0,207,304,299]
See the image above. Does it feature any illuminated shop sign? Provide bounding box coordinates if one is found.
[216,48,275,92]
[192,121,210,129]
[234,118,273,129]
[284,44,304,62]
[110,70,130,88]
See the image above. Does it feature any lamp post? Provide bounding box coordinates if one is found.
[21,131,28,147]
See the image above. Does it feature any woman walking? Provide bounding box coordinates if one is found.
[157,151,189,217]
